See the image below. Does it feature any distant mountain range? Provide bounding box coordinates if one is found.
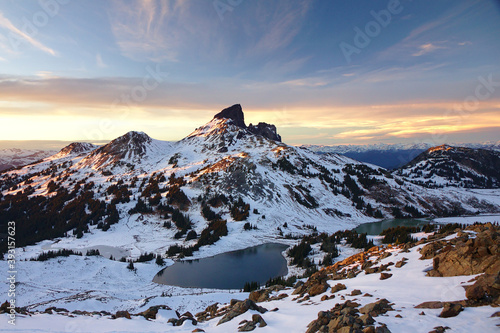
[1,104,499,256]
[0,148,57,172]
[2,138,498,172]
[301,141,500,169]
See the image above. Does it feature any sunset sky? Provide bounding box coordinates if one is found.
[0,0,499,147]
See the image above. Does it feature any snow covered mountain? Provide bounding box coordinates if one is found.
[303,141,500,169]
[1,105,499,255]
[0,148,57,172]
[395,144,500,189]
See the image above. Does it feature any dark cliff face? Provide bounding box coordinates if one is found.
[213,104,282,142]
[213,104,246,128]
[248,122,282,142]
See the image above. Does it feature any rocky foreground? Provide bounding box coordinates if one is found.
[193,222,500,332]
[2,222,499,332]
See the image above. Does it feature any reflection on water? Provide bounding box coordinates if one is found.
[354,218,430,235]
[153,243,288,290]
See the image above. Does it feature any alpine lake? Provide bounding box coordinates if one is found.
[153,218,433,289]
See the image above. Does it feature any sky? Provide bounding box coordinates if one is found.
[0,0,499,147]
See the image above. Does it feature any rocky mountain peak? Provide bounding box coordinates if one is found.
[248,122,282,142]
[58,142,98,156]
[105,131,152,153]
[213,104,246,128]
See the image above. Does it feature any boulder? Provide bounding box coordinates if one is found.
[195,303,219,322]
[419,241,446,259]
[365,267,378,274]
[337,326,356,333]
[380,273,392,280]
[269,293,288,301]
[249,289,271,302]
[429,326,450,333]
[414,301,443,309]
[295,270,330,296]
[380,252,392,260]
[308,282,329,296]
[375,324,391,333]
[359,314,375,326]
[347,270,358,279]
[395,259,407,268]
[306,300,364,333]
[138,305,171,320]
[359,299,393,317]
[217,299,267,325]
[351,289,362,296]
[115,311,131,319]
[331,283,347,294]
[237,313,267,332]
[252,314,267,328]
[438,302,463,318]
[238,321,256,332]
[169,316,198,327]
[465,272,500,305]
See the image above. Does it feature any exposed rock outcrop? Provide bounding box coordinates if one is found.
[426,223,499,277]
[214,104,246,128]
[248,122,282,142]
[213,104,281,141]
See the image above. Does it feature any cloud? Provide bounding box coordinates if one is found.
[280,76,330,88]
[376,1,476,61]
[107,0,184,62]
[0,12,56,56]
[96,53,107,68]
[107,0,313,72]
[412,42,447,57]
[245,0,312,56]
[1,73,499,143]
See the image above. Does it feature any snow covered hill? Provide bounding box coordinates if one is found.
[395,145,500,189]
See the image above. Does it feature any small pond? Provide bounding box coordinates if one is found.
[354,218,431,235]
[41,243,130,259]
[81,245,131,259]
[153,243,288,290]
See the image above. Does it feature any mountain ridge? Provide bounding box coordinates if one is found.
[396,144,500,188]
[1,105,499,255]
